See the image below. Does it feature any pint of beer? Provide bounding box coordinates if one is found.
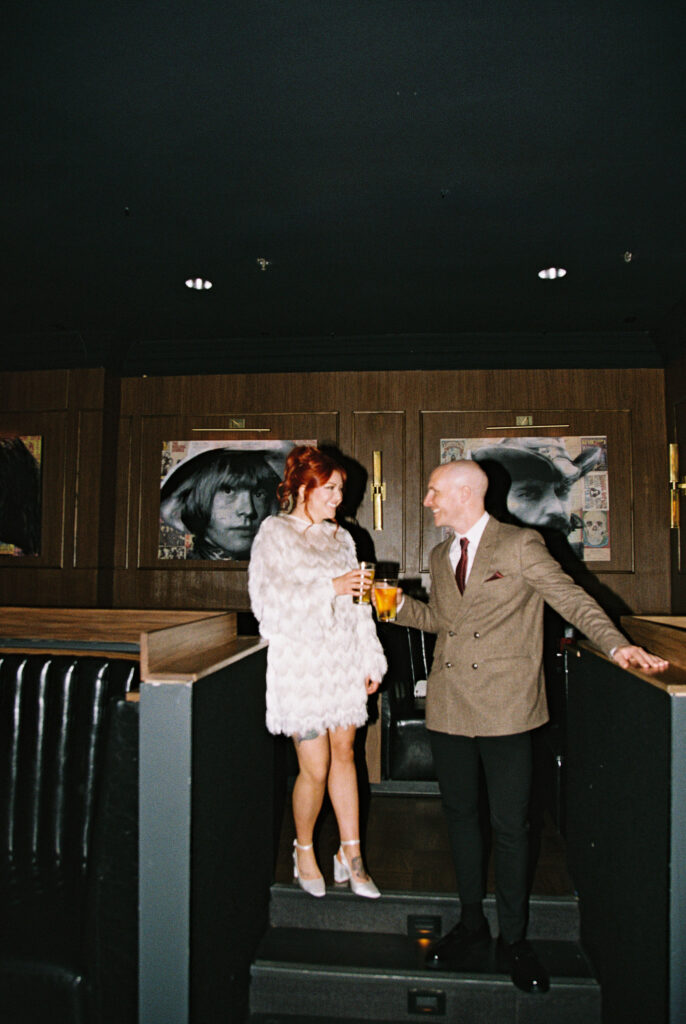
[373,579,398,621]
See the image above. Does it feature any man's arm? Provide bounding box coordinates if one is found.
[520,530,669,674]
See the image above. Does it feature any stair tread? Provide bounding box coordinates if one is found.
[253,926,598,984]
[268,883,581,940]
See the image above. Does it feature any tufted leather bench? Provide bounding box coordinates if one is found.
[377,623,436,782]
[0,652,139,1024]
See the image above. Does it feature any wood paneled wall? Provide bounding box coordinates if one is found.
[0,369,119,606]
[113,368,670,617]
[665,343,686,612]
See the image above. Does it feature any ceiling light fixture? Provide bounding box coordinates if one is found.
[538,267,567,279]
[185,277,213,290]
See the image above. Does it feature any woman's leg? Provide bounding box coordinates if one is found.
[292,731,330,878]
[327,724,369,880]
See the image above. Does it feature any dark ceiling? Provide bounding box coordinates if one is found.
[3,1,685,376]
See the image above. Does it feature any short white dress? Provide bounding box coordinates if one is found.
[248,514,388,737]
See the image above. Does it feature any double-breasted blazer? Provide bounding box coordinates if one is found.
[395,516,626,737]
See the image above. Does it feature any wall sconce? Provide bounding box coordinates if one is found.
[669,444,686,529]
[372,450,386,531]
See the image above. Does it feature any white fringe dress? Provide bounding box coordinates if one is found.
[248,514,388,737]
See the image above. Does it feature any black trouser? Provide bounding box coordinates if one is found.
[429,729,533,944]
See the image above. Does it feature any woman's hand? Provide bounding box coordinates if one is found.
[333,567,372,598]
[365,677,380,695]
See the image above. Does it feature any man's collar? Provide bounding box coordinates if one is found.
[454,510,490,545]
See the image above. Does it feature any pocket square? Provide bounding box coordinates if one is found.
[485,571,504,581]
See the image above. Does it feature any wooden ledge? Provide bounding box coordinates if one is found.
[621,615,686,673]
[577,640,686,693]
[140,636,267,684]
[0,607,225,649]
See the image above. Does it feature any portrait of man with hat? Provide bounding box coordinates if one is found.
[468,436,605,555]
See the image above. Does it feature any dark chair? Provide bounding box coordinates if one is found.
[377,623,436,781]
[0,652,139,1024]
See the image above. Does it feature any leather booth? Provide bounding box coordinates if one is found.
[378,623,436,782]
[0,652,139,1024]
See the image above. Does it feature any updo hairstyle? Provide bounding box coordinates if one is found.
[278,445,346,519]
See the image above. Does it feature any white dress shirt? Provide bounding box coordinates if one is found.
[448,511,490,583]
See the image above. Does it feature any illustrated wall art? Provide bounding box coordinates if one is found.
[158,439,309,561]
[439,435,610,561]
[0,435,42,556]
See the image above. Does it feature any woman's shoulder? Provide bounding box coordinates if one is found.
[256,513,307,540]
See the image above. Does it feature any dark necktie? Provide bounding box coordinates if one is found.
[455,536,469,594]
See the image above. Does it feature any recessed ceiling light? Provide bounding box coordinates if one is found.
[538,267,567,279]
[185,277,213,290]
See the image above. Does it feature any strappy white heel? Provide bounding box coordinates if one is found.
[293,839,326,898]
[333,839,381,899]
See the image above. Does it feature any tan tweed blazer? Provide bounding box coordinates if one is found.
[395,517,627,737]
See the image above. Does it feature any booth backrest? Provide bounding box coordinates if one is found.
[377,623,436,782]
[0,652,139,1024]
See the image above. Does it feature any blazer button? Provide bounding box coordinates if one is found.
[473,631,480,639]
[445,662,453,669]
[448,631,456,637]
[472,663,478,670]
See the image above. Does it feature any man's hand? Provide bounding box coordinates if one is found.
[611,645,669,674]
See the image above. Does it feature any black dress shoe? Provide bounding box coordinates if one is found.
[497,938,550,993]
[426,919,490,969]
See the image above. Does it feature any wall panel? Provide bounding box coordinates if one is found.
[0,369,113,606]
[352,412,406,571]
[665,342,686,611]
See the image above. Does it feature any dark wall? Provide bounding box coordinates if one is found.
[0,365,671,616]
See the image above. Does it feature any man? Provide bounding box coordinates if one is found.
[159,448,280,560]
[393,460,668,993]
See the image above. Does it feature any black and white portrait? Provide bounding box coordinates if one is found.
[440,435,611,561]
[0,435,42,557]
[158,439,303,561]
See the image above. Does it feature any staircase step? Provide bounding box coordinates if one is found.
[269,882,580,941]
[249,926,600,1023]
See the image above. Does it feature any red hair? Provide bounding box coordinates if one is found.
[278,446,346,518]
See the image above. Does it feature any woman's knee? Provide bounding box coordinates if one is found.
[294,735,330,785]
[328,727,356,766]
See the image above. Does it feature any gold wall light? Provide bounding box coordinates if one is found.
[669,444,686,529]
[372,450,386,531]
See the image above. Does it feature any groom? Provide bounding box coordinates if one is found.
[393,459,668,992]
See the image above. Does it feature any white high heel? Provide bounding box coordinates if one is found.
[293,840,326,898]
[333,839,381,899]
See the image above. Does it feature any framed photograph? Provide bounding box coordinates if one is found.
[158,439,310,561]
[0,434,42,557]
[440,435,611,561]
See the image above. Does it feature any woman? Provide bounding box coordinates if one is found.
[248,446,387,899]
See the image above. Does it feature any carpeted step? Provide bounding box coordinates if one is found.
[268,882,581,941]
[249,924,600,1023]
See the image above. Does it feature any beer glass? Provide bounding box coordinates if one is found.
[373,578,398,621]
[353,561,375,604]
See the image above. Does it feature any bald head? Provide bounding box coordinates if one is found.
[424,459,488,532]
[440,459,488,497]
